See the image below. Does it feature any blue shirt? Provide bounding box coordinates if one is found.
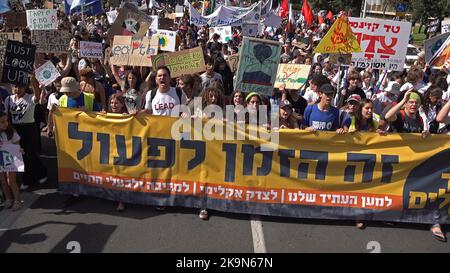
[67,94,85,109]
[303,104,340,131]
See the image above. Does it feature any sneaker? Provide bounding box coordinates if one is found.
[199,209,209,220]
[155,206,166,211]
[39,177,48,184]
[20,184,29,191]
[11,201,22,211]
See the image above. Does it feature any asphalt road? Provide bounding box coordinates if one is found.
[0,134,448,253]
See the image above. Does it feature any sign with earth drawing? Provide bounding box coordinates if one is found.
[35,60,61,87]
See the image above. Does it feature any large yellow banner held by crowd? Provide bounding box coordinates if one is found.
[54,108,450,224]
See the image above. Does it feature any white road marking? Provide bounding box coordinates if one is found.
[250,215,267,253]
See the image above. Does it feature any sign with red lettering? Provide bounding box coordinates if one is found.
[348,18,411,71]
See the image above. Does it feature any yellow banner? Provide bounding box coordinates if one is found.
[54,108,450,223]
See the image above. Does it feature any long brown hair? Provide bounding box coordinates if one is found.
[0,112,15,140]
[354,99,375,132]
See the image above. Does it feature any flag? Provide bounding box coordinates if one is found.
[285,4,295,33]
[301,0,314,27]
[278,0,288,18]
[318,15,324,25]
[326,10,334,22]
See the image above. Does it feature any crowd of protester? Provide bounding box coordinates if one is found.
[0,1,449,242]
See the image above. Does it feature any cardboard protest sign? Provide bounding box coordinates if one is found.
[274,64,310,89]
[349,17,411,71]
[2,41,36,85]
[26,9,58,30]
[0,32,22,76]
[150,15,159,30]
[0,144,24,172]
[228,54,239,73]
[31,30,71,53]
[155,30,177,52]
[158,18,175,30]
[151,47,205,78]
[5,12,27,28]
[442,20,450,34]
[35,60,61,87]
[209,26,232,43]
[110,35,158,67]
[314,15,361,54]
[80,41,103,59]
[424,32,450,63]
[235,37,282,96]
[107,3,153,41]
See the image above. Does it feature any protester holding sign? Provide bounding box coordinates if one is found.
[0,112,22,211]
[4,79,47,190]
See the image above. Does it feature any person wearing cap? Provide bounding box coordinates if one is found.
[339,94,361,128]
[279,84,307,127]
[336,70,366,108]
[289,49,308,64]
[385,89,428,136]
[302,83,341,132]
[371,81,401,115]
[58,77,95,111]
[278,100,299,129]
[4,78,47,190]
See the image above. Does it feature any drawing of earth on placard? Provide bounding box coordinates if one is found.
[242,43,274,86]
[43,69,51,80]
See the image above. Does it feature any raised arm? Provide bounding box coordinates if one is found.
[385,90,413,122]
[436,99,450,123]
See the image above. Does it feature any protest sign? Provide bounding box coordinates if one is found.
[227,54,239,72]
[427,18,440,37]
[154,30,177,52]
[31,30,71,53]
[189,2,262,27]
[26,9,58,30]
[5,12,27,28]
[314,15,361,54]
[429,36,450,68]
[0,144,24,172]
[2,41,36,85]
[349,17,411,71]
[35,60,61,87]
[110,35,158,67]
[242,23,259,37]
[80,41,103,59]
[209,26,232,43]
[55,107,450,224]
[0,32,22,76]
[424,32,450,64]
[64,0,103,16]
[150,15,159,30]
[106,10,118,24]
[441,20,450,34]
[151,47,205,78]
[107,3,153,41]
[158,18,175,30]
[274,64,310,89]
[235,37,282,96]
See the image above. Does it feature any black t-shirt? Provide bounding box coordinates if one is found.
[286,91,307,116]
[342,86,367,103]
[390,110,423,133]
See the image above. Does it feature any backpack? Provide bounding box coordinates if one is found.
[398,109,424,132]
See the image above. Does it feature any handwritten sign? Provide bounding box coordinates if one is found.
[107,3,153,42]
[31,30,71,53]
[2,41,36,85]
[210,26,232,43]
[0,144,24,172]
[441,20,450,34]
[80,41,103,59]
[349,17,411,71]
[106,10,118,24]
[228,54,239,73]
[0,32,22,77]
[274,64,311,89]
[151,47,205,78]
[26,9,58,30]
[110,35,158,67]
[35,60,61,87]
[154,30,177,52]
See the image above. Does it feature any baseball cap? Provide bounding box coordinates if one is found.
[60,77,80,93]
[384,81,401,96]
[279,100,292,109]
[346,94,361,104]
[319,83,335,94]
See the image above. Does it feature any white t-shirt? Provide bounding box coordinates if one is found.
[400,82,429,95]
[47,93,59,111]
[0,131,20,145]
[144,87,187,116]
[5,93,37,124]
[303,89,319,104]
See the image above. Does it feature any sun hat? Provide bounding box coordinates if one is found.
[60,77,80,93]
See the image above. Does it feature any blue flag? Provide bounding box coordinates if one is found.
[0,0,10,14]
[65,0,103,16]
